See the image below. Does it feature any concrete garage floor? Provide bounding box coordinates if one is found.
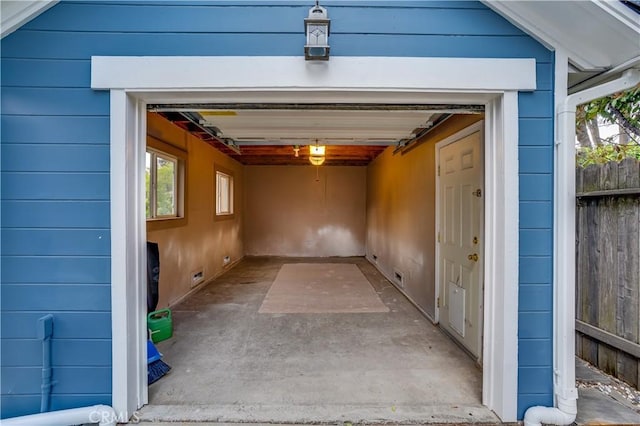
[139,257,499,424]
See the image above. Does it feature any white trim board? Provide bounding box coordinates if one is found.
[93,55,527,423]
[109,91,148,415]
[91,56,536,92]
[482,92,520,420]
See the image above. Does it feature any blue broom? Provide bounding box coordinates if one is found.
[147,339,171,385]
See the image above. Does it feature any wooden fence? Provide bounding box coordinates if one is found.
[576,158,640,389]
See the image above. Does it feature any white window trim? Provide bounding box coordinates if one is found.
[97,56,532,422]
[146,148,179,219]
[215,170,234,217]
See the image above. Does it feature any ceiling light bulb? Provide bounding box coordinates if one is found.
[309,156,325,166]
[310,145,325,156]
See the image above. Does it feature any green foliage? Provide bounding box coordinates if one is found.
[156,158,176,216]
[145,153,177,218]
[577,86,640,139]
[146,169,151,218]
[576,143,640,168]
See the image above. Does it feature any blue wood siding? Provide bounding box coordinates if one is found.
[517,49,555,415]
[1,1,554,419]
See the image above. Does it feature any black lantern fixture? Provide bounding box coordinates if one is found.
[304,1,330,60]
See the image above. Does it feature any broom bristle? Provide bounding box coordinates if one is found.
[148,359,171,385]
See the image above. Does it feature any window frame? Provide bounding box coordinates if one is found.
[146,136,187,230]
[147,148,178,219]
[214,165,235,220]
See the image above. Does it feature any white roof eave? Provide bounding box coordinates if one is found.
[482,0,640,76]
[481,0,640,91]
[1,0,58,39]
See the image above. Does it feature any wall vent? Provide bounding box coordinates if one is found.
[393,269,404,287]
[191,270,204,288]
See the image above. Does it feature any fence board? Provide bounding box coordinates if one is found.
[576,165,584,193]
[576,166,585,359]
[576,159,640,389]
[576,320,640,357]
[582,164,601,192]
[617,197,640,343]
[598,196,618,374]
[601,161,618,190]
[618,157,640,189]
[618,352,639,390]
[585,200,600,364]
[577,188,640,197]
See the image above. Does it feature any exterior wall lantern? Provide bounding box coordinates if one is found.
[304,1,330,60]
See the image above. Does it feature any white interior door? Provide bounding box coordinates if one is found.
[438,125,484,360]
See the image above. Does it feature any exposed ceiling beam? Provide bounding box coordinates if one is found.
[178,112,241,155]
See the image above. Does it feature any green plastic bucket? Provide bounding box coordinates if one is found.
[148,308,173,343]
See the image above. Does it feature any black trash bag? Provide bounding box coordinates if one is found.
[147,242,160,313]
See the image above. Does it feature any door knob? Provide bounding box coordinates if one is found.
[468,253,479,262]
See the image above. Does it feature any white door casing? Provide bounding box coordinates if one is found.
[437,123,484,359]
[94,56,527,422]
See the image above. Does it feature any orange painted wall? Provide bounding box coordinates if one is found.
[147,113,244,308]
[366,115,483,318]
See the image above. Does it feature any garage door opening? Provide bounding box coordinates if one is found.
[139,104,491,423]
[97,54,527,422]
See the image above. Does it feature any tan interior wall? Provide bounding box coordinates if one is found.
[366,115,483,318]
[147,113,244,308]
[244,166,366,257]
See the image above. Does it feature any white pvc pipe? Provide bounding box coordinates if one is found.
[523,403,576,426]
[524,67,640,426]
[1,404,117,426]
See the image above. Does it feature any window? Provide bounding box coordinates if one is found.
[146,148,182,219]
[215,169,234,217]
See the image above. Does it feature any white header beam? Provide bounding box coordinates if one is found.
[92,56,536,93]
